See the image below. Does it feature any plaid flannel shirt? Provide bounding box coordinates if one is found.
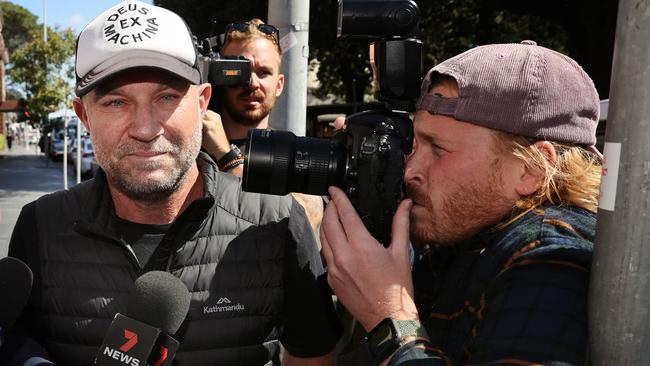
[391,205,594,366]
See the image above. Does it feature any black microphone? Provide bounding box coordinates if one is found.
[0,257,33,344]
[94,271,191,366]
[0,257,55,366]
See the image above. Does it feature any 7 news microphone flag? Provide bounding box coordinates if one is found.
[94,271,190,366]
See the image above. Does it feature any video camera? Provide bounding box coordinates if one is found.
[195,34,252,110]
[242,0,423,246]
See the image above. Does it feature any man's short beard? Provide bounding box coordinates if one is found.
[109,159,191,203]
[98,127,202,204]
[406,158,514,246]
[219,89,275,126]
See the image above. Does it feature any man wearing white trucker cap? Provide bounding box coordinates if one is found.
[321,41,601,365]
[8,1,341,365]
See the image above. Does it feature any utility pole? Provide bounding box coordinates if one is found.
[589,0,650,364]
[267,0,310,135]
[43,0,49,168]
[43,0,47,43]
[63,112,68,190]
[76,116,81,184]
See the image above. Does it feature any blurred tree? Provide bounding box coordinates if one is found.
[1,2,76,123]
[0,1,40,55]
[9,26,76,123]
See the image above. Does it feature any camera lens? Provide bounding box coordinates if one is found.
[243,129,347,196]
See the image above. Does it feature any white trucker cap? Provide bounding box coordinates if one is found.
[74,0,201,96]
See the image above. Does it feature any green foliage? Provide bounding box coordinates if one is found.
[1,1,76,123]
[0,1,40,55]
[9,27,76,122]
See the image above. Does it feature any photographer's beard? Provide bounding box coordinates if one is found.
[406,159,514,247]
[96,127,202,204]
[219,86,277,127]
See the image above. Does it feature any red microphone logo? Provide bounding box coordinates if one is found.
[119,329,139,352]
[154,346,169,366]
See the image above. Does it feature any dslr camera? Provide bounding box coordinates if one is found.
[242,0,423,246]
[195,34,252,109]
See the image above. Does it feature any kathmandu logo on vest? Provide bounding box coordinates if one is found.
[204,297,246,314]
[103,3,159,45]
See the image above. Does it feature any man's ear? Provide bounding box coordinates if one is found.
[275,74,285,97]
[73,97,91,132]
[514,141,557,196]
[198,83,212,116]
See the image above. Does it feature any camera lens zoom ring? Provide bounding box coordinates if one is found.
[307,147,334,193]
[270,152,291,195]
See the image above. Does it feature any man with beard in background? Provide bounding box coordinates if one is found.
[202,18,324,232]
[204,19,284,153]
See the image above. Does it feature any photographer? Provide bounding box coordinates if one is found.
[201,18,283,171]
[321,41,601,365]
[202,19,325,232]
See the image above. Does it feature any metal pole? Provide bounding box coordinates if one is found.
[43,0,48,168]
[43,0,47,43]
[45,127,49,168]
[589,0,650,364]
[63,114,68,190]
[267,0,310,135]
[76,118,81,183]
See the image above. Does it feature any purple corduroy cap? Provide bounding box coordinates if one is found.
[416,40,600,152]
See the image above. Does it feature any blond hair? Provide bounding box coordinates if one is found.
[493,131,602,224]
[223,18,282,56]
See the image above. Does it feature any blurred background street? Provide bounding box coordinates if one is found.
[0,143,67,255]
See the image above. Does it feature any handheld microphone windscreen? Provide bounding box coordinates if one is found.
[0,257,33,329]
[126,271,190,335]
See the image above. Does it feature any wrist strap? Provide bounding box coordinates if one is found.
[221,157,244,171]
[217,144,243,170]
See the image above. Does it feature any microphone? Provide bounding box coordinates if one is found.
[0,257,55,366]
[0,257,33,345]
[94,271,191,366]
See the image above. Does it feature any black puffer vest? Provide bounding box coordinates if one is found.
[31,154,318,365]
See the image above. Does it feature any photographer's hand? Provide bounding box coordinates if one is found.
[333,116,346,130]
[202,110,243,176]
[320,186,419,332]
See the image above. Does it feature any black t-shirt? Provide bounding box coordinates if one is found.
[114,217,171,268]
